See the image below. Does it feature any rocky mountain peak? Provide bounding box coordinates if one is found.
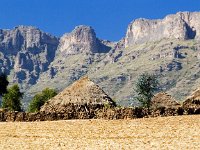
[125,11,200,47]
[69,25,97,45]
[58,25,110,54]
[0,25,58,53]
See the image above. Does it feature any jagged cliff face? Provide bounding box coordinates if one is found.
[0,25,111,90]
[125,12,200,47]
[1,11,200,108]
[0,26,59,87]
[58,26,98,54]
[58,25,110,55]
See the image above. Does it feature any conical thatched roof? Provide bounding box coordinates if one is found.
[40,77,116,112]
[151,92,180,109]
[183,89,200,109]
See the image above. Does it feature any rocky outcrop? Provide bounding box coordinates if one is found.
[40,77,116,113]
[164,61,182,72]
[125,12,200,47]
[0,26,59,85]
[0,26,58,54]
[58,25,111,55]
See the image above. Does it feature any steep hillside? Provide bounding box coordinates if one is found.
[1,12,200,108]
[28,38,200,106]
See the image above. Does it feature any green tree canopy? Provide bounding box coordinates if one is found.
[0,73,9,96]
[28,88,57,112]
[135,73,159,110]
[2,84,23,111]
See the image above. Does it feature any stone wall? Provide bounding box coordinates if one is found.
[0,104,199,122]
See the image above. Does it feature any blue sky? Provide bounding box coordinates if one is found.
[0,0,200,41]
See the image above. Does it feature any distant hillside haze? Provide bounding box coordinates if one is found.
[1,11,200,107]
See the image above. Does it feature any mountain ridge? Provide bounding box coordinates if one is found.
[1,11,200,108]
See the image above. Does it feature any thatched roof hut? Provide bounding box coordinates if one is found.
[183,89,200,109]
[151,92,180,109]
[40,77,116,113]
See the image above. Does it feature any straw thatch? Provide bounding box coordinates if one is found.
[151,92,180,109]
[183,88,200,109]
[40,77,116,112]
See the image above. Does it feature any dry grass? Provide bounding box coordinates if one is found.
[0,115,199,150]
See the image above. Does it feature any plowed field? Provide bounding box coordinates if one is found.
[0,115,199,150]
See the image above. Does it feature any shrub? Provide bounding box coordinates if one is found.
[2,84,23,111]
[28,88,57,112]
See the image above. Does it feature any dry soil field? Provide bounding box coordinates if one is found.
[0,115,199,150]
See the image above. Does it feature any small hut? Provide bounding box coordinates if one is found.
[151,92,180,109]
[40,77,116,113]
[183,89,200,109]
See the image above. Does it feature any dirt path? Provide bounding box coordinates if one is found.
[0,115,199,150]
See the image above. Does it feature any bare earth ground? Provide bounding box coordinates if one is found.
[0,115,199,150]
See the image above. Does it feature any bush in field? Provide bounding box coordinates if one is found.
[28,88,57,112]
[2,84,23,111]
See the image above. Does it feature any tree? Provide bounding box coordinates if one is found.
[28,93,44,113]
[0,73,9,96]
[28,88,57,112]
[2,84,23,111]
[135,73,159,111]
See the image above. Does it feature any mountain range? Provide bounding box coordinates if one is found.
[1,11,200,108]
